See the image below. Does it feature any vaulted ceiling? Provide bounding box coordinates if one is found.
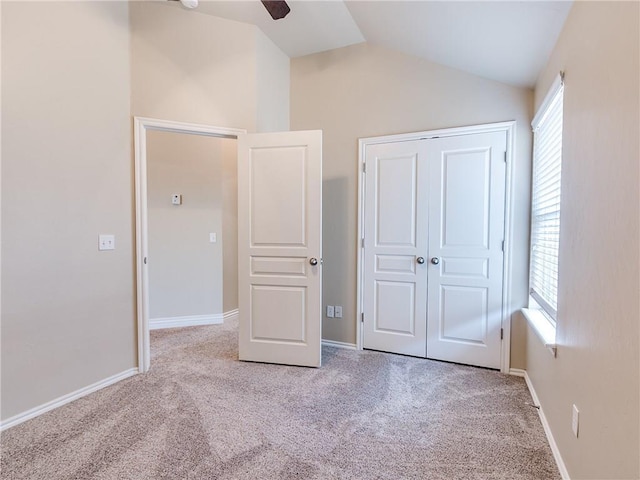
[193,0,573,88]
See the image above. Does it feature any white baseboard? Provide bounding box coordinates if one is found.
[0,368,138,432]
[509,368,526,377]
[150,310,238,330]
[322,339,357,350]
[523,371,571,480]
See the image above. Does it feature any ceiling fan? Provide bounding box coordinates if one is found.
[171,0,291,20]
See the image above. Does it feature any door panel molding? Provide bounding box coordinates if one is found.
[357,121,516,373]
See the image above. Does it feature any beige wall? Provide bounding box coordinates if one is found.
[147,131,235,319]
[1,2,134,420]
[527,2,639,478]
[130,1,290,316]
[256,29,290,133]
[129,1,256,130]
[130,1,290,133]
[1,1,289,423]
[291,43,533,367]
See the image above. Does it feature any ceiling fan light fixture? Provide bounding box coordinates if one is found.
[180,0,198,9]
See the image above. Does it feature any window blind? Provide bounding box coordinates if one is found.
[530,77,564,322]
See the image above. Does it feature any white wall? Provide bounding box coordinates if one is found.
[1,1,134,420]
[291,43,533,367]
[147,130,227,320]
[527,2,639,479]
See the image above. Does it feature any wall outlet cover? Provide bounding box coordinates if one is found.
[99,234,115,251]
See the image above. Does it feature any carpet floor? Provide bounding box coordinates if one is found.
[1,319,560,479]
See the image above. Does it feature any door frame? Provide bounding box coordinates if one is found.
[133,116,245,373]
[356,121,516,373]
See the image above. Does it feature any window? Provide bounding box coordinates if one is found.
[529,73,564,325]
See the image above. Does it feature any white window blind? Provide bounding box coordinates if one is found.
[530,75,564,323]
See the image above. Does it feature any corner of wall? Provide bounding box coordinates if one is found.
[255,28,290,132]
[1,0,135,421]
[526,2,640,478]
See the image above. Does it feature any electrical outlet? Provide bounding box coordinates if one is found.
[326,305,334,318]
[334,306,343,318]
[98,234,115,251]
[572,404,579,438]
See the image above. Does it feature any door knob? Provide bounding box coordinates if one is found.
[431,257,440,265]
[309,258,318,266]
[416,256,425,264]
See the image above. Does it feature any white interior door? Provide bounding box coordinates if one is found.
[362,140,428,357]
[237,130,322,367]
[425,132,506,369]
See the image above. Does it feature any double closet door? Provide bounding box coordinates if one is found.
[362,131,507,369]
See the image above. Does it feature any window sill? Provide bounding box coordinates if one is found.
[522,307,557,357]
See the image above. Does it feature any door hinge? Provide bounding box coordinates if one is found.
[504,151,508,163]
[361,238,365,248]
[362,162,366,173]
[502,240,505,251]
[361,312,365,323]
[500,328,504,340]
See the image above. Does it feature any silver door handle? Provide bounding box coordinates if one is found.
[431,257,440,265]
[416,257,425,264]
[309,258,318,266]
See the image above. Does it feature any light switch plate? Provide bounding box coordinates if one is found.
[99,234,115,251]
[209,232,217,243]
[335,306,343,318]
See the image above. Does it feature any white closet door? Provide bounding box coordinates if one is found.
[425,131,506,369]
[362,140,429,357]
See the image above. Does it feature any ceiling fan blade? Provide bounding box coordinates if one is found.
[261,1,290,20]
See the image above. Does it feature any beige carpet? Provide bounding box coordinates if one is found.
[1,318,559,479]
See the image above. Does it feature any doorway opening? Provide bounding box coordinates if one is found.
[134,117,245,373]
